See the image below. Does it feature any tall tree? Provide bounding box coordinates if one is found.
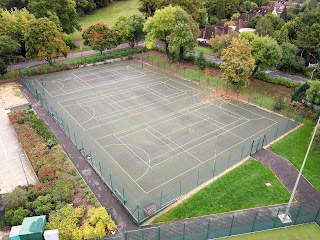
[273,27,290,45]
[0,35,20,75]
[114,14,145,48]
[25,18,69,65]
[209,31,239,57]
[220,38,255,89]
[0,0,26,9]
[278,42,305,73]
[252,36,282,72]
[0,8,35,56]
[216,0,226,20]
[28,0,81,34]
[280,6,289,22]
[82,22,119,54]
[138,0,170,18]
[256,16,274,36]
[144,5,198,61]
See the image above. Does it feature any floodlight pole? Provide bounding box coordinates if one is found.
[281,116,320,223]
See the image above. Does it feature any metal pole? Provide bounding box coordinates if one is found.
[206,219,211,239]
[281,116,320,222]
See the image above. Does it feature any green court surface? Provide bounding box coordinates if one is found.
[26,59,299,222]
[222,223,320,240]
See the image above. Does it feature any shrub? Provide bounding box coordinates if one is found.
[47,205,85,240]
[306,81,320,105]
[88,207,116,232]
[273,95,286,111]
[4,187,27,210]
[21,110,57,147]
[254,72,301,88]
[195,52,207,71]
[10,208,31,226]
[62,34,76,50]
[313,125,320,154]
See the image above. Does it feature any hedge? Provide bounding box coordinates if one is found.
[254,72,302,89]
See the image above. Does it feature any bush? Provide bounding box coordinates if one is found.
[306,81,320,105]
[273,95,286,111]
[22,110,57,147]
[47,205,85,240]
[254,72,301,88]
[195,52,207,71]
[62,34,76,50]
[10,208,31,226]
[4,187,27,210]
[88,207,116,232]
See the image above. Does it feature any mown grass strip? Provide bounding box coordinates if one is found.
[154,159,290,223]
[269,120,320,192]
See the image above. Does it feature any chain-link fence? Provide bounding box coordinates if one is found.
[103,203,320,240]
[19,62,303,226]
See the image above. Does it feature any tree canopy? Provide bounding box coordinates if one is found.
[82,22,119,54]
[220,38,255,89]
[25,18,69,65]
[28,0,81,34]
[144,5,198,62]
[0,35,20,75]
[114,14,145,48]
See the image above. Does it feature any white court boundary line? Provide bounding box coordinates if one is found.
[37,60,281,194]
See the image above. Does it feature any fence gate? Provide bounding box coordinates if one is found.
[249,134,266,156]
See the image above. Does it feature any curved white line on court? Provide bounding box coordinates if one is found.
[219,101,244,120]
[104,143,151,181]
[80,105,96,125]
[220,101,264,121]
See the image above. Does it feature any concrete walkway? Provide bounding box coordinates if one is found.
[0,103,38,194]
[253,149,320,204]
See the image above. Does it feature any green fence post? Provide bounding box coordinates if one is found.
[315,206,320,221]
[74,132,77,146]
[182,223,186,240]
[110,174,113,190]
[142,227,144,240]
[158,226,161,240]
[273,208,281,228]
[240,145,244,160]
[229,215,235,236]
[206,219,211,239]
[285,119,289,133]
[213,160,216,177]
[275,126,279,139]
[124,231,128,240]
[137,205,140,222]
[294,205,302,224]
[251,212,258,232]
[99,161,102,175]
[227,152,231,168]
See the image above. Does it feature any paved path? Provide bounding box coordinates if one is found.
[9,42,309,83]
[0,103,38,194]
[20,81,137,233]
[253,148,320,204]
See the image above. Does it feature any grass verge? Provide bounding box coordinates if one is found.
[224,223,320,240]
[72,0,139,47]
[153,159,290,223]
[194,46,214,55]
[269,120,320,192]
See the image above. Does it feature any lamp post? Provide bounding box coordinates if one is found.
[278,116,320,223]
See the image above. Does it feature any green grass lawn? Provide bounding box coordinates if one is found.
[224,223,320,240]
[195,46,214,55]
[72,0,139,47]
[153,159,290,223]
[269,120,320,192]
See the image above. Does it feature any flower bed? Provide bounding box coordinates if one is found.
[1,109,116,239]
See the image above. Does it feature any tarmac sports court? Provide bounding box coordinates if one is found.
[27,59,297,217]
